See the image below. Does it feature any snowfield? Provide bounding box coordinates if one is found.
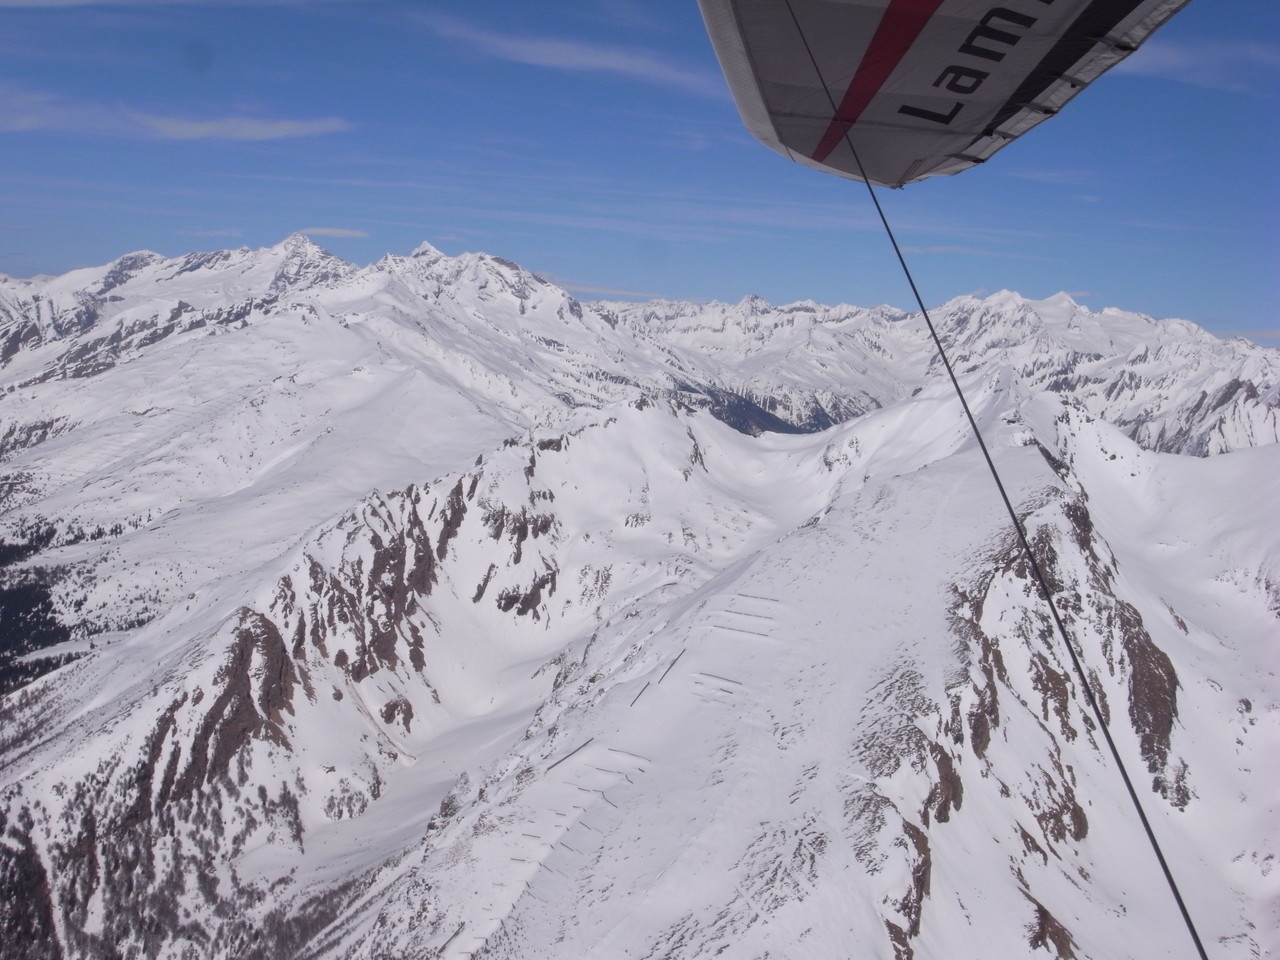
[0,237,1276,960]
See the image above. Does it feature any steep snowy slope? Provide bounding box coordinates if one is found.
[0,239,1276,960]
[313,389,1279,960]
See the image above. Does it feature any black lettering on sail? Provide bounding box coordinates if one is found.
[898,101,964,125]
[959,8,1038,62]
[934,65,990,94]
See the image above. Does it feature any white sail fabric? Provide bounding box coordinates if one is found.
[699,0,1192,187]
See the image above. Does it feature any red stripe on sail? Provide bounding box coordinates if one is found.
[810,0,949,164]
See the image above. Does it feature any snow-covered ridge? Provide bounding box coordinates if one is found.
[0,239,1276,960]
[3,236,1275,453]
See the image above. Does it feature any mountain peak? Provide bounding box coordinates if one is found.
[276,232,333,257]
[409,240,444,259]
[1038,291,1080,308]
[977,289,1031,310]
[268,233,354,292]
[94,250,166,295]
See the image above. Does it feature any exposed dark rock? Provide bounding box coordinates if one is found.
[1031,766,1088,846]
[380,696,414,732]
[125,694,188,823]
[95,252,162,296]
[1116,601,1178,777]
[1019,824,1049,864]
[473,563,498,603]
[170,249,235,277]
[435,478,468,561]
[495,564,558,619]
[169,610,296,802]
[281,493,441,682]
[1024,893,1077,958]
[898,820,931,938]
[1,321,43,366]
[1028,650,1077,743]
[885,919,914,960]
[1208,377,1258,413]
[923,744,963,824]
[1060,497,1098,564]
[198,296,278,328]
[947,582,1005,762]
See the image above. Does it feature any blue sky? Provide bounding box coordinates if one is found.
[1,0,1276,343]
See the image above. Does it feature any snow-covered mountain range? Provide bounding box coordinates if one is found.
[0,236,1276,959]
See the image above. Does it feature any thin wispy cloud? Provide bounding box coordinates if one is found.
[182,228,244,237]
[1116,218,1237,234]
[540,274,663,299]
[297,227,368,238]
[0,83,61,132]
[1114,39,1280,93]
[590,0,667,32]
[130,112,351,141]
[437,195,886,245]
[422,17,726,99]
[0,82,350,140]
[1006,168,1097,186]
[213,164,852,234]
[901,244,1058,261]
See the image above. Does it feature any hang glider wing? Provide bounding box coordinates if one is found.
[699,0,1192,187]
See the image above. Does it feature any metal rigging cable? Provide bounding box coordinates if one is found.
[778,4,1210,957]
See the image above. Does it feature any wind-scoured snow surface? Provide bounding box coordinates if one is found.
[0,236,1276,960]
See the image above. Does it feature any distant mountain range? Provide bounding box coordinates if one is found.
[1,237,1276,960]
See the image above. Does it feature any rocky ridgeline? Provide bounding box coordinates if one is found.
[2,237,1275,455]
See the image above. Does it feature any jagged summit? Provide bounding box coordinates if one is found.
[409,239,444,259]
[0,240,1276,960]
[278,230,327,251]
